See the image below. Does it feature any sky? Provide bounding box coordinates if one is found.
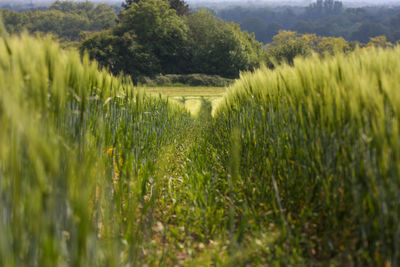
[1,0,399,5]
[0,0,396,2]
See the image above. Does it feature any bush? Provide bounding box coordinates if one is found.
[138,73,235,87]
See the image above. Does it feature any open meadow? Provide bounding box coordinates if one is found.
[137,86,226,116]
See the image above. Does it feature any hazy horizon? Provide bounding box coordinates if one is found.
[1,0,400,9]
[1,0,399,3]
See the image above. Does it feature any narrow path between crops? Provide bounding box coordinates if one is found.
[144,98,217,264]
[142,99,280,265]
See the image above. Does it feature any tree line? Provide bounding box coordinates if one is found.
[80,0,262,80]
[0,0,263,80]
[0,1,117,42]
[218,0,400,44]
[1,0,399,82]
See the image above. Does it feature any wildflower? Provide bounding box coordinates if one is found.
[107,147,114,155]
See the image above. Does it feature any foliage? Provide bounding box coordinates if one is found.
[313,35,351,54]
[82,6,262,80]
[168,0,189,16]
[122,0,141,9]
[305,0,343,19]
[185,10,262,78]
[119,0,189,74]
[367,35,393,48]
[82,0,189,79]
[264,30,354,67]
[350,22,388,43]
[138,73,234,87]
[29,9,90,41]
[264,30,312,66]
[80,30,159,77]
[0,1,117,41]
[122,0,189,16]
[217,1,400,44]
[238,18,282,45]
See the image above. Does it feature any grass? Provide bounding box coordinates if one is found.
[137,86,226,116]
[0,30,192,266]
[212,47,400,265]
[138,86,226,97]
[1,22,400,266]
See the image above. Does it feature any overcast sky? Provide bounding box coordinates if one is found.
[1,0,399,5]
[0,0,396,2]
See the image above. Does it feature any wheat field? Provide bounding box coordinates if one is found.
[1,21,400,265]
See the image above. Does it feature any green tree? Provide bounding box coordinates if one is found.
[81,30,159,77]
[82,0,188,78]
[265,23,283,43]
[264,31,351,67]
[264,31,312,66]
[122,0,189,16]
[186,10,262,77]
[390,13,400,30]
[314,35,350,55]
[1,1,117,41]
[168,0,189,16]
[28,10,90,41]
[122,0,141,10]
[50,0,95,14]
[50,1,117,32]
[119,0,189,73]
[240,17,268,43]
[306,0,343,19]
[367,36,392,48]
[0,9,29,34]
[351,22,388,43]
[88,3,118,31]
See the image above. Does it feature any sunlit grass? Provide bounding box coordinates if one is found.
[138,86,226,117]
[137,86,226,97]
[2,19,400,266]
[213,46,400,265]
[0,31,192,266]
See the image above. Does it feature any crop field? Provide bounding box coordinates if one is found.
[1,25,400,266]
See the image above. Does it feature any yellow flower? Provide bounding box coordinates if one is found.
[106,147,114,156]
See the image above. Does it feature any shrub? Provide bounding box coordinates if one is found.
[138,73,234,87]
